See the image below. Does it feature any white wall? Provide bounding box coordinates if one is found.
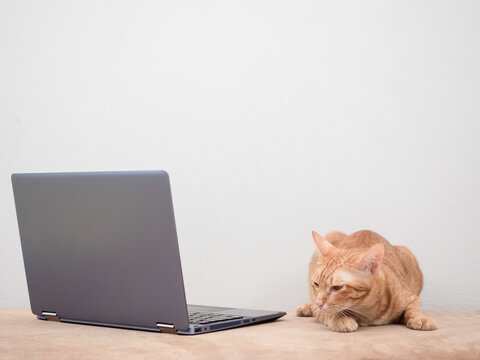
[1,0,479,311]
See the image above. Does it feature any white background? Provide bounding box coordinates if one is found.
[1,0,479,310]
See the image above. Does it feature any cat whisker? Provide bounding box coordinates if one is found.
[347,308,372,320]
[337,311,348,320]
[343,310,365,322]
[326,305,344,314]
[342,308,372,322]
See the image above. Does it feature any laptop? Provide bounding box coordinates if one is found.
[11,170,285,335]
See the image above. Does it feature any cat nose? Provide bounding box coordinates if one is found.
[316,302,324,309]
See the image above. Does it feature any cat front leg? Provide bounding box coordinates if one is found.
[314,310,358,333]
[296,302,314,317]
[328,313,358,333]
[403,294,437,331]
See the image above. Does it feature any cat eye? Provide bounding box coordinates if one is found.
[330,285,344,291]
[312,281,319,287]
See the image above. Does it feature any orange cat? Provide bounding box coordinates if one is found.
[296,230,437,332]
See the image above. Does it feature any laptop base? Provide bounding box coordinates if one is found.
[38,304,286,335]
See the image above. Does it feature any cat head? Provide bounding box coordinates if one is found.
[310,231,384,314]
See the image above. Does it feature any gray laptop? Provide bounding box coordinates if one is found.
[11,170,285,335]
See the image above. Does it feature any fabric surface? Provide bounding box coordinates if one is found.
[1,308,479,359]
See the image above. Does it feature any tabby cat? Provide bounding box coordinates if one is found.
[296,230,437,332]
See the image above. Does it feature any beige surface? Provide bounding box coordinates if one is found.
[1,308,480,360]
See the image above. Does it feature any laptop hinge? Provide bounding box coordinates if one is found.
[41,311,60,321]
[156,322,177,334]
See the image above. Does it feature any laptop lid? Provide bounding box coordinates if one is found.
[11,170,190,331]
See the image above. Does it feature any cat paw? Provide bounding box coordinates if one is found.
[406,316,437,331]
[296,303,313,317]
[330,316,358,333]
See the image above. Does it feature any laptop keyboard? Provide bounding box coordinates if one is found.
[188,311,243,325]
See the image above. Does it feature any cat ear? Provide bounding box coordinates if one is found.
[312,231,338,257]
[354,243,384,275]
